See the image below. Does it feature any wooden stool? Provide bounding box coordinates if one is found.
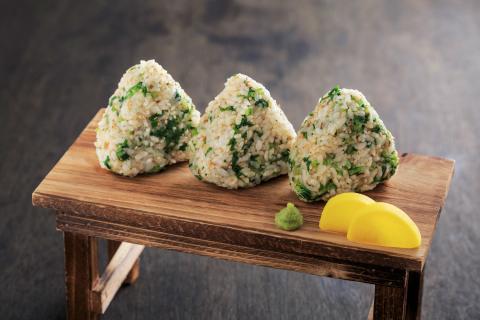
[33,110,454,319]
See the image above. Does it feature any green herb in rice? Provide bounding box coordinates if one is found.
[295,181,313,201]
[103,156,112,170]
[220,105,236,112]
[116,140,130,161]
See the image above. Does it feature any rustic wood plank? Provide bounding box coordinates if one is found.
[405,270,424,319]
[107,240,141,285]
[92,242,144,314]
[369,270,423,320]
[374,272,408,320]
[47,195,427,270]
[33,109,454,271]
[57,213,408,287]
[64,232,99,320]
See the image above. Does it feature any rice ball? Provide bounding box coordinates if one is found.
[289,87,399,201]
[95,60,200,176]
[189,74,296,188]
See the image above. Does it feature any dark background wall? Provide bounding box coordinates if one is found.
[1,0,479,319]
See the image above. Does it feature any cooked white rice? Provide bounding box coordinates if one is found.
[189,73,296,188]
[289,87,399,202]
[95,60,200,176]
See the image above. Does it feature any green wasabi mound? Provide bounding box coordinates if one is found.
[275,203,304,231]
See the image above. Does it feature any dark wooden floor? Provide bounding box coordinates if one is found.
[1,0,479,319]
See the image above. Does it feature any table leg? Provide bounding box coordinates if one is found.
[372,269,424,320]
[64,232,100,320]
[405,270,424,319]
[107,240,140,284]
[373,283,408,319]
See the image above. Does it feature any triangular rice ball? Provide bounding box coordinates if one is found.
[289,87,399,202]
[189,74,296,188]
[95,60,200,176]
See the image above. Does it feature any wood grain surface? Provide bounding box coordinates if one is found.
[92,242,145,314]
[3,0,479,319]
[107,240,141,285]
[33,109,454,272]
[64,232,99,320]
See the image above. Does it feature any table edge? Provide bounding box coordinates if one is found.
[33,190,425,271]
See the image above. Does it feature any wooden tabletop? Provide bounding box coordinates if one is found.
[32,109,454,272]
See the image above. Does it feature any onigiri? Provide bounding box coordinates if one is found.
[289,87,398,201]
[189,74,296,188]
[95,60,200,176]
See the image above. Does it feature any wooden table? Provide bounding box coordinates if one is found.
[32,109,454,320]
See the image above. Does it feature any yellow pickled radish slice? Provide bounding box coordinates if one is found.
[319,192,375,233]
[347,202,421,249]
